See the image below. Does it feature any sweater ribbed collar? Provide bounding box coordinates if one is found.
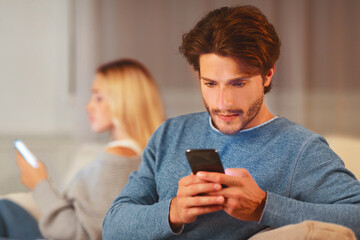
[208,115,279,135]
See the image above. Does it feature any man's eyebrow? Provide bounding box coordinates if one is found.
[228,78,250,84]
[200,76,250,82]
[199,76,216,81]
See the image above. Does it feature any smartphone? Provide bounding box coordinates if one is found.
[185,149,224,174]
[14,140,39,168]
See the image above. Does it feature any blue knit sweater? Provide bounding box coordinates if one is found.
[103,112,360,239]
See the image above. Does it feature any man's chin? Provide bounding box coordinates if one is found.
[217,127,241,135]
[213,121,243,135]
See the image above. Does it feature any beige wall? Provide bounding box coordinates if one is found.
[77,0,360,140]
[0,0,359,140]
[0,0,359,195]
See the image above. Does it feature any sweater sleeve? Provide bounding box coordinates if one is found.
[32,180,78,239]
[102,136,177,240]
[260,135,360,238]
[33,153,139,240]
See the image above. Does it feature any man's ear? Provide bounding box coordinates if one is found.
[264,66,275,87]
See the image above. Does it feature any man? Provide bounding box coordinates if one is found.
[103,5,360,239]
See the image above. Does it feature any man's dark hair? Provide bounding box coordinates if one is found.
[179,5,281,94]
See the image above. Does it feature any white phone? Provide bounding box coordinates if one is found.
[14,140,39,168]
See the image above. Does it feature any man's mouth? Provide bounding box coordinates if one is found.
[216,113,239,122]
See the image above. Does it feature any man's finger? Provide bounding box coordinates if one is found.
[196,169,251,186]
[179,174,213,186]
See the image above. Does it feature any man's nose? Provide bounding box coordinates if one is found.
[217,87,233,110]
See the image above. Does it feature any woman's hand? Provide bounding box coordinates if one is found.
[16,151,48,190]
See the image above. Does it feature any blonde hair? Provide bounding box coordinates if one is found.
[96,59,165,150]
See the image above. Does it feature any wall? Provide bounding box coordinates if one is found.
[0,0,75,136]
[0,0,359,194]
[2,0,359,139]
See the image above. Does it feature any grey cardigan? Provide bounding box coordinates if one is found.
[33,151,140,239]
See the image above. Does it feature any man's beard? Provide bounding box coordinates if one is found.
[204,95,264,135]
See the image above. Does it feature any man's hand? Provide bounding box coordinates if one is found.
[197,168,267,222]
[16,151,48,190]
[169,174,225,231]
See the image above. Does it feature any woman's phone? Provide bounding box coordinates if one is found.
[14,140,39,168]
[185,149,224,174]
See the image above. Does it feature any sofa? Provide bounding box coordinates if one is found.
[2,135,359,239]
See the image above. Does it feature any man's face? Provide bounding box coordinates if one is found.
[199,54,273,135]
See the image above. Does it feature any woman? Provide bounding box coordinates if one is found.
[0,59,165,239]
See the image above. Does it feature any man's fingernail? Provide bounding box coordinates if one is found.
[213,184,221,190]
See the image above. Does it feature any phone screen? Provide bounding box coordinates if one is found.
[185,149,224,174]
[14,140,39,168]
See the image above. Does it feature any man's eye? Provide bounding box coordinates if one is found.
[232,82,245,87]
[204,82,217,87]
[96,96,103,102]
